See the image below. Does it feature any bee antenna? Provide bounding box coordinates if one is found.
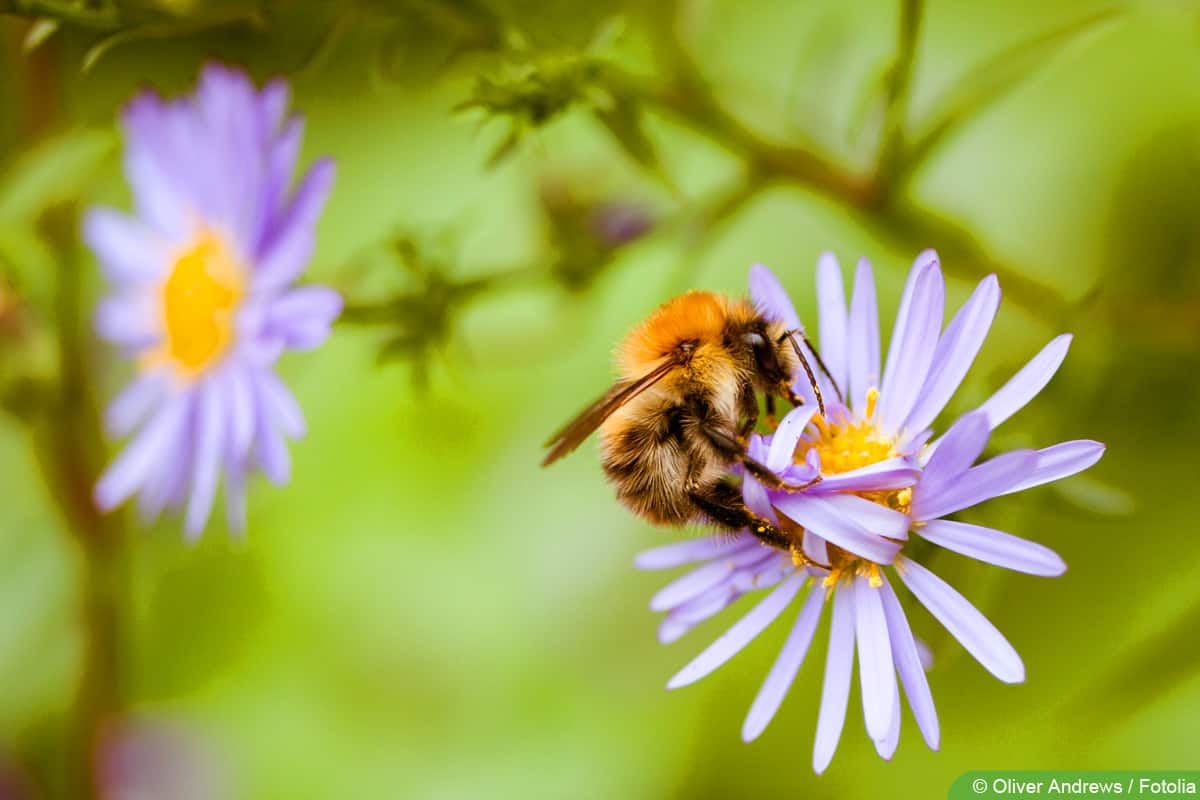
[782,330,827,416]
[801,332,844,403]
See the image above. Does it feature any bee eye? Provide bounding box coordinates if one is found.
[742,333,766,347]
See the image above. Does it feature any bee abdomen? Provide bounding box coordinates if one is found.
[600,403,701,525]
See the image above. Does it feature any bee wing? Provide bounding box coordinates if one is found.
[541,359,676,467]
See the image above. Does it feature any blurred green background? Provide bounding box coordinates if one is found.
[1,0,1199,797]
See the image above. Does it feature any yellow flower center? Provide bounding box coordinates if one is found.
[157,229,243,376]
[784,388,912,588]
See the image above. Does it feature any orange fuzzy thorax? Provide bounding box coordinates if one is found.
[617,291,754,378]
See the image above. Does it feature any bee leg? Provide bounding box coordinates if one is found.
[741,456,823,493]
[688,483,793,551]
[737,382,759,439]
[782,383,805,408]
[765,393,778,427]
[701,421,823,494]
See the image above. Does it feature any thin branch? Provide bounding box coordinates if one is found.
[874,0,924,200]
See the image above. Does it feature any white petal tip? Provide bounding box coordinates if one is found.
[1000,670,1026,685]
[93,486,117,513]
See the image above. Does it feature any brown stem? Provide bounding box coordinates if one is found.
[17,36,124,799]
[630,0,1081,323]
[31,205,125,800]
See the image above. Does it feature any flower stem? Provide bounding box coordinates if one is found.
[17,37,125,799]
[31,205,127,800]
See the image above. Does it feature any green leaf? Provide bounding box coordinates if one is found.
[593,93,674,192]
[0,226,56,314]
[903,7,1123,174]
[0,129,116,224]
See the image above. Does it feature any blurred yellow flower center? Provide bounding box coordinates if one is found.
[786,388,913,586]
[160,230,243,376]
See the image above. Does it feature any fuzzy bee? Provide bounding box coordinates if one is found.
[542,290,834,551]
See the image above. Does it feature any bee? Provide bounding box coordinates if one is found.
[542,290,837,551]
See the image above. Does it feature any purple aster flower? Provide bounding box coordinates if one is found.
[638,251,1104,772]
[85,64,341,538]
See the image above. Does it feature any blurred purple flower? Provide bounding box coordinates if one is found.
[638,252,1104,772]
[99,717,228,800]
[86,64,341,538]
[590,201,653,248]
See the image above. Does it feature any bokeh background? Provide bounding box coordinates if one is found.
[2,0,1199,797]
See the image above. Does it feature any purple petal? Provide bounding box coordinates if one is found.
[256,117,304,253]
[879,259,945,435]
[223,365,256,463]
[802,530,828,566]
[877,252,933,395]
[104,371,168,438]
[897,557,1024,683]
[912,449,1037,521]
[847,258,880,414]
[184,379,226,538]
[196,65,262,249]
[854,576,896,741]
[750,263,824,408]
[976,334,1071,430]
[649,547,768,611]
[813,457,919,492]
[742,474,779,524]
[120,94,191,238]
[813,585,855,774]
[257,158,335,292]
[873,682,902,759]
[917,519,1066,576]
[902,275,1000,437]
[920,411,990,487]
[916,638,934,672]
[1003,440,1105,495]
[83,208,170,284]
[258,78,291,136]
[256,370,306,438]
[136,421,192,523]
[749,263,803,331]
[634,536,748,570]
[816,253,848,394]
[95,293,159,349]
[766,405,817,472]
[659,581,742,643]
[667,575,804,689]
[253,385,291,486]
[264,285,343,352]
[730,556,790,593]
[817,493,909,540]
[95,393,191,511]
[743,582,826,742]
[774,494,902,564]
[880,575,939,750]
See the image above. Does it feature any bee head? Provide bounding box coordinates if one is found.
[725,309,796,389]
